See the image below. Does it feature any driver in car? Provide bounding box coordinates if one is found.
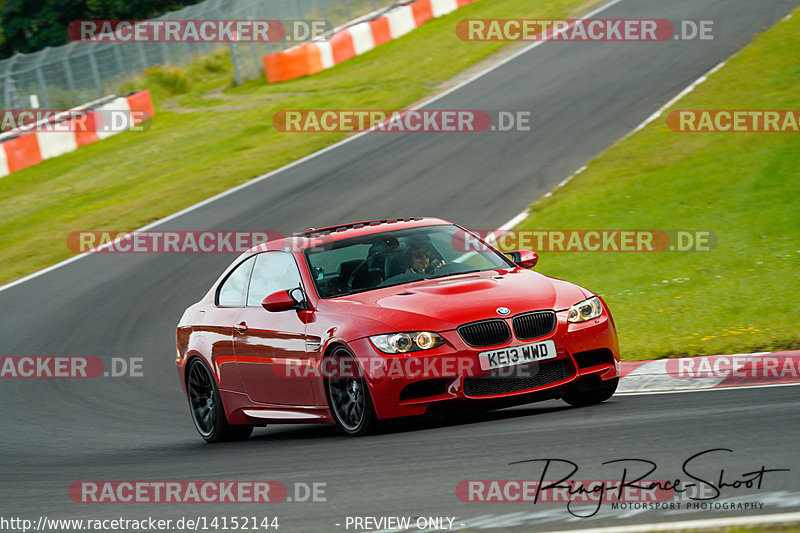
[405,245,446,274]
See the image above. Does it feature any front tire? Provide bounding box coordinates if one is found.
[325,347,376,436]
[186,358,253,443]
[563,377,618,407]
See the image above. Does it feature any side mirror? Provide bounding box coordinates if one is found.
[262,289,298,312]
[507,250,538,269]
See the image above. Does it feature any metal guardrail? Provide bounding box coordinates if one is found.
[0,0,396,111]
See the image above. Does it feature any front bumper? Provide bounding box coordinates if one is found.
[349,309,620,420]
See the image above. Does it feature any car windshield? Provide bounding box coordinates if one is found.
[303,224,515,298]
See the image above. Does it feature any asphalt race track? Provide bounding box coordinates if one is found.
[1,0,799,531]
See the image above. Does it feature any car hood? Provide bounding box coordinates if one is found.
[321,268,591,333]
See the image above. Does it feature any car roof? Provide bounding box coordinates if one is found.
[247,217,453,254]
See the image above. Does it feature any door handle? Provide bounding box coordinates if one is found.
[233,321,248,333]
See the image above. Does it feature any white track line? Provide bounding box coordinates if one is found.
[617,381,800,396]
[0,0,627,295]
[539,510,800,533]
[497,210,530,231]
[627,60,726,138]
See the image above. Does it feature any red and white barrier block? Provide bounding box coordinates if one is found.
[618,350,800,393]
[264,0,477,83]
[0,90,153,178]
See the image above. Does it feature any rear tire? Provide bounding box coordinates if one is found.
[186,358,254,443]
[324,347,376,436]
[563,377,618,407]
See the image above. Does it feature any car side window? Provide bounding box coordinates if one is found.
[247,252,303,307]
[216,256,256,307]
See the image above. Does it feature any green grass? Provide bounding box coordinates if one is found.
[0,0,602,286]
[512,7,800,360]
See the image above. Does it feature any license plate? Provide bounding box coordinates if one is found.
[478,340,557,371]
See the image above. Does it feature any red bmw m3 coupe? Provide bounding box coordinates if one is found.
[176,218,620,442]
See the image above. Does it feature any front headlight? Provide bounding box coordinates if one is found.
[369,332,445,354]
[567,296,603,323]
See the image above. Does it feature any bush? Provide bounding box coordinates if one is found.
[142,65,189,96]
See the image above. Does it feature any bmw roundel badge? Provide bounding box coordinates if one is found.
[496,307,511,315]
